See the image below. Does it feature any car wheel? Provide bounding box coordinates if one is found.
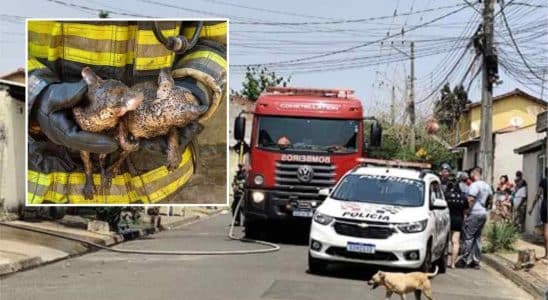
[435,237,449,274]
[420,241,433,273]
[308,253,328,274]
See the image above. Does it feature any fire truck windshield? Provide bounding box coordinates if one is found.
[256,116,358,153]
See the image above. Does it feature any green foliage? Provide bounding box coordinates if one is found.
[98,10,109,18]
[434,84,469,142]
[483,221,518,253]
[367,121,459,169]
[232,66,291,101]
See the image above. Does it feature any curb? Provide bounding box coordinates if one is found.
[159,215,201,231]
[483,253,547,300]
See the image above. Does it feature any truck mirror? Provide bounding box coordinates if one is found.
[369,121,382,147]
[234,115,246,141]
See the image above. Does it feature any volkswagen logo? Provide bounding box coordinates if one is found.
[296,165,314,183]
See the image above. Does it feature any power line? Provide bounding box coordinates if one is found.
[500,0,544,81]
[232,5,469,68]
[232,3,467,25]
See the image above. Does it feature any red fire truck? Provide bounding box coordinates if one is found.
[232,87,382,237]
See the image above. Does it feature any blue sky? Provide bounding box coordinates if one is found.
[1,0,546,118]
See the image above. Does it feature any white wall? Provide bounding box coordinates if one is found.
[0,89,25,212]
[494,126,544,183]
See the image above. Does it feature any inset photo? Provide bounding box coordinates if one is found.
[26,19,227,205]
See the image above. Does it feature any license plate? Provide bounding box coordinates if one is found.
[292,209,313,217]
[347,242,376,254]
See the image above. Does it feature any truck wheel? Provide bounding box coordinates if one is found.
[435,237,449,274]
[420,241,433,273]
[243,219,261,239]
[308,253,328,274]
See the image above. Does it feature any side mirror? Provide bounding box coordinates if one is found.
[234,115,246,141]
[432,198,447,209]
[369,121,382,148]
[319,188,331,197]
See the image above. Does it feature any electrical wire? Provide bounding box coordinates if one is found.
[500,0,544,81]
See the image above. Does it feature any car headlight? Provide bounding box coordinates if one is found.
[251,191,265,203]
[313,211,334,225]
[397,219,428,233]
[253,174,264,185]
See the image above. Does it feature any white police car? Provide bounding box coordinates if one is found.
[308,159,450,274]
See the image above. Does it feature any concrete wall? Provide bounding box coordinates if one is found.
[0,89,25,212]
[462,143,479,171]
[494,126,544,182]
[522,149,547,235]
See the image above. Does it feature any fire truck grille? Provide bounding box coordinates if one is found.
[333,219,395,239]
[273,161,336,201]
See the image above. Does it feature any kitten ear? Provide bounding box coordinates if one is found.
[379,272,386,279]
[81,66,102,85]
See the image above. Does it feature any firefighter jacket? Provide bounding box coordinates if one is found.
[27,20,227,204]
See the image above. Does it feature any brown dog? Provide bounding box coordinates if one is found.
[367,266,438,300]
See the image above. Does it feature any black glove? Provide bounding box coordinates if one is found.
[33,80,119,154]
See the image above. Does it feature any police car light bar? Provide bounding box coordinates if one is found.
[357,158,431,170]
[265,86,355,99]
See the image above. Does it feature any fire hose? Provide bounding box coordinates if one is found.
[0,198,280,255]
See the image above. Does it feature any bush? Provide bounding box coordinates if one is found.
[483,221,518,253]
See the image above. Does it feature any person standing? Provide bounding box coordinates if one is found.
[457,167,493,269]
[513,171,528,232]
[446,172,469,268]
[528,170,547,260]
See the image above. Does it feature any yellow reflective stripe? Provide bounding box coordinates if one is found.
[179,50,227,69]
[183,22,227,39]
[28,147,194,204]
[148,164,194,202]
[134,54,174,70]
[29,21,137,41]
[136,26,179,45]
[28,21,62,36]
[28,58,46,72]
[129,148,192,188]
[29,42,134,67]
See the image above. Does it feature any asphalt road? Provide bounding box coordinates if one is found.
[0,213,533,300]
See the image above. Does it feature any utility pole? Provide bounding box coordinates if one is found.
[390,85,395,126]
[479,0,496,184]
[408,41,416,151]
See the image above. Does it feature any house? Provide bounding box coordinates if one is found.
[0,69,25,213]
[514,111,547,235]
[455,89,547,184]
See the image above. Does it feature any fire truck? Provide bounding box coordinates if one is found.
[232,87,382,237]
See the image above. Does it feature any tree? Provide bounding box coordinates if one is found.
[98,10,109,18]
[434,84,469,143]
[231,66,291,101]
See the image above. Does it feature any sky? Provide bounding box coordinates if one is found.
[1,0,546,118]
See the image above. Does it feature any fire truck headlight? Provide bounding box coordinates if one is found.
[253,174,264,186]
[251,191,265,203]
[313,211,333,225]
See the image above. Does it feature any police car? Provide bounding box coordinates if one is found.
[308,158,450,274]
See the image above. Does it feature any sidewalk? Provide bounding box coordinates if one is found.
[0,207,225,276]
[482,236,548,300]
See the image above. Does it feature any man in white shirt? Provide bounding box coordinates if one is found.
[457,167,493,269]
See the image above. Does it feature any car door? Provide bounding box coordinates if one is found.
[429,180,448,259]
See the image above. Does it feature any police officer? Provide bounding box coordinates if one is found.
[27,20,227,204]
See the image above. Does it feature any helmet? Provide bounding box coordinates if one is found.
[440,163,452,171]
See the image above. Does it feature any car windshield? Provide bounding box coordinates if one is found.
[256,116,358,153]
[331,174,424,207]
